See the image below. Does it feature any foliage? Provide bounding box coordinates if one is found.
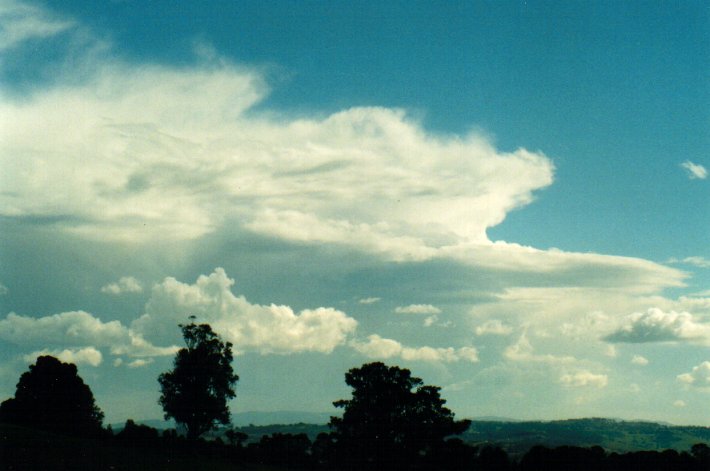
[0,355,104,437]
[329,361,470,469]
[158,322,238,439]
[463,418,710,457]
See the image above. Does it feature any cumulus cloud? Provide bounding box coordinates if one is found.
[681,161,707,180]
[0,310,176,357]
[132,268,358,354]
[559,370,608,388]
[673,400,686,408]
[604,308,710,345]
[0,283,7,296]
[23,347,103,367]
[350,334,478,363]
[677,362,710,389]
[476,319,513,336]
[101,276,143,295]
[631,355,649,366]
[394,304,442,315]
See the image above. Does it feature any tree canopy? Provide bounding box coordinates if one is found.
[158,321,238,439]
[329,361,470,469]
[0,355,104,436]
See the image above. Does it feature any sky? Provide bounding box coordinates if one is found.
[1,0,709,426]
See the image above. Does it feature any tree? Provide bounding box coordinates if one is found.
[0,355,104,436]
[329,362,470,469]
[158,321,238,439]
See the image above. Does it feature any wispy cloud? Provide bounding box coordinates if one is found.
[0,0,75,52]
[559,370,608,388]
[475,319,513,336]
[358,297,381,305]
[681,161,707,180]
[394,304,442,315]
[504,333,576,364]
[668,256,710,268]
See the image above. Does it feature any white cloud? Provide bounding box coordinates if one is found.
[0,16,690,297]
[673,400,686,408]
[359,297,381,304]
[23,347,103,367]
[126,358,152,368]
[631,355,649,366]
[101,276,143,295]
[0,310,176,358]
[681,161,707,180]
[677,361,710,389]
[0,283,7,295]
[394,304,442,315]
[504,333,576,364]
[559,370,608,388]
[476,319,513,336]
[350,334,478,363]
[604,308,710,345]
[669,256,710,268]
[132,268,358,354]
[0,0,75,52]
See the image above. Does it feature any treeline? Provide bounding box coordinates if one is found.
[1,322,709,470]
[3,421,710,471]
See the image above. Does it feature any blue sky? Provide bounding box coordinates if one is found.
[1,0,709,426]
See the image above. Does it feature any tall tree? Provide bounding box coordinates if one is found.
[158,321,238,439]
[0,355,104,436]
[329,362,470,469]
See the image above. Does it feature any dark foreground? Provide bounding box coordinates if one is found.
[2,424,709,471]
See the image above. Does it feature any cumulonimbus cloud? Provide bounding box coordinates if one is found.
[0,7,688,295]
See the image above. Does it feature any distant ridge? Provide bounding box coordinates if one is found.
[231,410,333,426]
[470,416,521,422]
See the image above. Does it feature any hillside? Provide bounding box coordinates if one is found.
[462,418,710,456]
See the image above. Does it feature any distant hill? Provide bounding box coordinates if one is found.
[231,410,334,426]
[110,414,710,456]
[111,410,333,432]
[462,418,710,457]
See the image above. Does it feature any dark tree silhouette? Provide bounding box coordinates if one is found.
[158,321,238,439]
[0,355,104,436]
[329,361,470,469]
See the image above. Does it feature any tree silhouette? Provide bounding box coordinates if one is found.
[329,361,470,469]
[158,321,238,439]
[0,355,104,436]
